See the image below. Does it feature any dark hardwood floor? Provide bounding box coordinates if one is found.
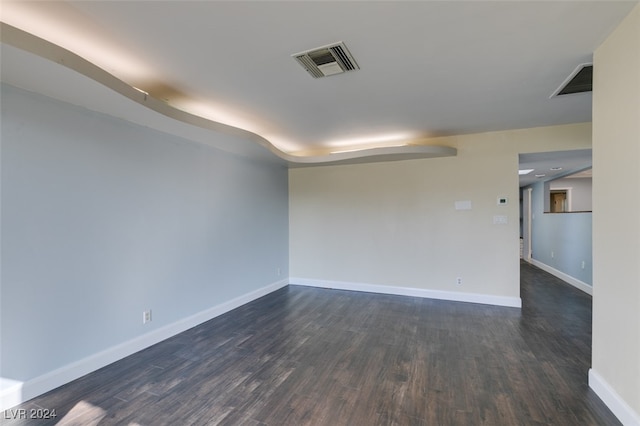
[2,262,620,425]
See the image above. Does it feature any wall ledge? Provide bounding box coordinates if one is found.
[528,259,593,295]
[0,279,289,412]
[290,277,521,308]
[589,369,640,426]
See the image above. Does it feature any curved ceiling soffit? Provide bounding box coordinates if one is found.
[1,23,456,166]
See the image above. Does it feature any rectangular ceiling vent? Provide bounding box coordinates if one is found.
[551,63,593,97]
[292,42,359,78]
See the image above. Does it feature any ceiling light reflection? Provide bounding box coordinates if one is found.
[330,143,408,154]
[263,135,304,153]
[169,98,263,136]
[325,132,416,148]
[1,1,153,83]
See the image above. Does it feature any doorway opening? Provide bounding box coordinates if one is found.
[550,189,570,213]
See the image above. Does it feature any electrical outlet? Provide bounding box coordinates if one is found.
[581,260,586,269]
[277,267,281,276]
[143,310,152,324]
[551,251,554,258]
[456,277,462,286]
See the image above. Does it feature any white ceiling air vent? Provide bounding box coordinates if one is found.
[292,42,359,78]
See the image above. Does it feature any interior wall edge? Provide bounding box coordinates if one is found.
[589,369,640,426]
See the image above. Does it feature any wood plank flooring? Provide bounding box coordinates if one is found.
[2,262,620,425]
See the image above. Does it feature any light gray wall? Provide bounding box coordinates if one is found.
[0,84,289,381]
[290,124,592,302]
[290,148,520,300]
[529,181,592,285]
[550,177,592,212]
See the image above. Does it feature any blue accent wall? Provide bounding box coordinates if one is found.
[529,181,592,285]
[1,84,289,381]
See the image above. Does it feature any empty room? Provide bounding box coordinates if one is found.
[1,1,639,425]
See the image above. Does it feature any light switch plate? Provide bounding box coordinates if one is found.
[455,200,472,210]
[493,215,508,225]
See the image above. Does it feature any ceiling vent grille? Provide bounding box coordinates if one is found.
[293,42,359,78]
[551,63,593,97]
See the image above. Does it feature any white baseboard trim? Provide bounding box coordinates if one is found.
[589,369,640,426]
[0,279,288,412]
[529,259,593,295]
[290,277,521,308]
[0,379,23,412]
